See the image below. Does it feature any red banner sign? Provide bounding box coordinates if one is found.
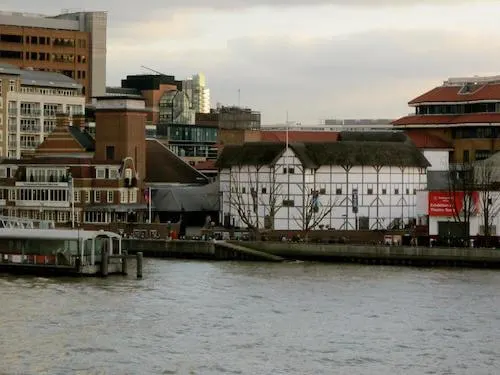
[428,191,479,217]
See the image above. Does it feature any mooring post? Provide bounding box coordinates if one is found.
[122,250,128,276]
[101,249,109,277]
[136,252,143,279]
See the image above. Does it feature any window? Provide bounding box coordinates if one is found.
[107,191,114,203]
[74,190,80,203]
[106,146,115,160]
[0,168,6,178]
[96,168,105,179]
[335,187,342,195]
[85,190,91,203]
[242,187,246,194]
[463,150,470,163]
[394,188,399,195]
[319,188,326,195]
[261,187,267,194]
[282,168,287,174]
[9,80,16,92]
[94,190,101,203]
[109,168,119,179]
[288,167,295,174]
[120,190,128,203]
[475,150,491,161]
[282,199,295,207]
[413,189,417,195]
[367,186,373,195]
[129,189,137,203]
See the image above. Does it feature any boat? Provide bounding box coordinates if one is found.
[0,216,123,276]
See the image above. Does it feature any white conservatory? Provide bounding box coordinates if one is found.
[217,132,430,231]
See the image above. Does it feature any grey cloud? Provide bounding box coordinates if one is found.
[107,29,500,123]
[2,0,487,23]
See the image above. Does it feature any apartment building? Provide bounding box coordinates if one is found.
[0,63,85,158]
[0,10,107,100]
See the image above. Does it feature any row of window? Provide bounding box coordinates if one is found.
[231,186,420,196]
[0,34,87,48]
[0,188,138,204]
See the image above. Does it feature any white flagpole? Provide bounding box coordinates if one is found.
[285,110,289,150]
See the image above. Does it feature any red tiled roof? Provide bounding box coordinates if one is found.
[409,83,500,104]
[404,131,453,149]
[195,160,217,170]
[260,131,339,142]
[392,113,500,126]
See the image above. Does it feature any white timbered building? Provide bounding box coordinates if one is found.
[217,132,430,231]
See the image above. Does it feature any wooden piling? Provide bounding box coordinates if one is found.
[136,252,143,279]
[101,250,109,277]
[122,250,128,276]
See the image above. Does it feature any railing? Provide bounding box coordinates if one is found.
[20,110,41,117]
[19,127,41,133]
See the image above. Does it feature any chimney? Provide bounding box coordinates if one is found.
[72,114,86,130]
[55,112,70,128]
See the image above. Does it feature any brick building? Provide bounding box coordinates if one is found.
[0,96,210,231]
[0,10,107,100]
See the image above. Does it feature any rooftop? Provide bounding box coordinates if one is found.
[216,132,430,169]
[392,113,500,126]
[0,63,82,90]
[408,81,500,105]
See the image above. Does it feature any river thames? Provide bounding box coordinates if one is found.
[1,260,499,375]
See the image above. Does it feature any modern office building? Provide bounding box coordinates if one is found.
[0,10,107,101]
[0,63,85,158]
[183,73,210,114]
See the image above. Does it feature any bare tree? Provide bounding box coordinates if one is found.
[294,187,339,241]
[475,160,500,243]
[228,166,283,238]
[447,162,477,240]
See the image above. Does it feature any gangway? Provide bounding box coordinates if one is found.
[0,216,56,230]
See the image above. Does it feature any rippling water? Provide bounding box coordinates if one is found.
[1,260,500,375]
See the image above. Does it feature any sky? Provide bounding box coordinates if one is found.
[4,0,500,124]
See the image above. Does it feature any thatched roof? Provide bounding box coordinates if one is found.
[338,131,409,143]
[216,137,430,169]
[215,142,286,168]
[299,141,429,168]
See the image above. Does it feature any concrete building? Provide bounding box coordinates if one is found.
[0,10,107,100]
[183,73,210,114]
[393,75,500,164]
[217,132,429,231]
[0,63,85,158]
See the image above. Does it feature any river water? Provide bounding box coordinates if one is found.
[1,260,500,375]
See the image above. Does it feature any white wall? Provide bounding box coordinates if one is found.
[220,147,428,231]
[423,150,449,171]
[6,91,85,158]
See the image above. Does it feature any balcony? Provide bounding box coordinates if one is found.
[20,127,41,134]
[8,109,17,116]
[43,111,58,118]
[20,109,41,117]
[8,125,17,133]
